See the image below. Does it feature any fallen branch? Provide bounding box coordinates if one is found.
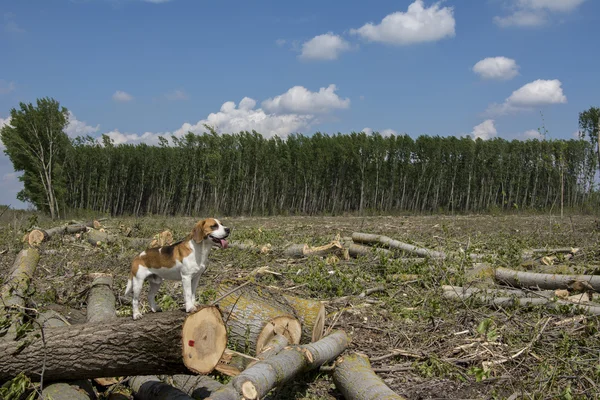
[1,248,40,340]
[348,244,393,258]
[495,267,600,291]
[86,273,117,324]
[352,232,446,259]
[0,308,226,382]
[284,240,349,260]
[333,352,406,400]
[208,330,350,400]
[24,220,102,246]
[442,285,556,300]
[86,229,152,249]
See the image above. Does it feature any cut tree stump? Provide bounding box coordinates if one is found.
[208,330,350,400]
[333,352,406,400]
[495,267,600,291]
[0,308,226,382]
[86,273,117,323]
[352,232,446,259]
[284,240,349,260]
[129,376,193,400]
[214,284,302,355]
[1,248,40,340]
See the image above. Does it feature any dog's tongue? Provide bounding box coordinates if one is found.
[220,239,228,249]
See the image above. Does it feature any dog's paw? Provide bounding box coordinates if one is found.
[151,306,162,313]
[186,304,198,313]
[133,312,143,320]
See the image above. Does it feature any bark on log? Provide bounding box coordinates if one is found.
[284,241,349,260]
[442,286,600,315]
[214,285,302,355]
[130,376,193,400]
[279,293,325,343]
[208,330,350,400]
[495,267,600,291]
[87,273,117,323]
[349,244,393,258]
[1,248,40,340]
[171,375,225,399]
[333,353,406,400]
[352,232,446,259]
[24,220,101,246]
[0,308,226,382]
[87,229,152,249]
[442,285,556,299]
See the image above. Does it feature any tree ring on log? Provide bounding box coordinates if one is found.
[255,315,301,355]
[241,381,258,400]
[182,306,228,374]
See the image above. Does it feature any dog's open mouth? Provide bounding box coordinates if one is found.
[210,235,229,249]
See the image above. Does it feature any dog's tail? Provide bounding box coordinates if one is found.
[124,272,133,296]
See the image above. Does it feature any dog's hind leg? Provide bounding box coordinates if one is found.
[147,274,163,313]
[131,273,147,320]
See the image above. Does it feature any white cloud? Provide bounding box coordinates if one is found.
[2,171,18,182]
[485,79,567,115]
[471,119,497,140]
[275,39,287,47]
[495,0,587,27]
[523,129,544,139]
[3,13,25,34]
[113,90,133,102]
[165,90,189,101]
[299,33,351,61]
[262,84,350,114]
[102,130,168,146]
[472,57,519,80]
[350,0,455,45]
[362,127,373,135]
[0,80,16,95]
[65,111,100,138]
[361,127,397,136]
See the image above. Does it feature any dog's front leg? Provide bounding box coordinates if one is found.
[181,275,198,313]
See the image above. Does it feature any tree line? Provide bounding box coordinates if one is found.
[2,98,599,218]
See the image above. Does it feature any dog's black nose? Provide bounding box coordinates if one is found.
[225,227,231,234]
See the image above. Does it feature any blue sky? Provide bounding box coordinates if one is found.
[1,0,599,208]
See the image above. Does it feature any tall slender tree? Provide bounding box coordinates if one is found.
[578,106,600,174]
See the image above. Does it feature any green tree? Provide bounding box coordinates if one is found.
[0,98,70,219]
[578,106,600,173]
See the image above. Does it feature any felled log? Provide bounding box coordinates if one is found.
[23,220,102,246]
[129,376,193,400]
[284,240,349,260]
[227,240,272,254]
[352,232,446,259]
[87,273,117,323]
[1,248,40,340]
[333,353,405,400]
[149,230,174,248]
[0,307,226,382]
[171,375,225,399]
[280,293,325,343]
[86,229,152,249]
[247,334,289,369]
[214,284,302,355]
[208,330,350,400]
[442,285,600,315]
[442,285,556,300]
[495,267,600,291]
[349,244,393,258]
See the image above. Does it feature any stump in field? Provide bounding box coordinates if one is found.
[333,353,406,400]
[0,307,226,382]
[214,284,302,355]
[214,284,326,355]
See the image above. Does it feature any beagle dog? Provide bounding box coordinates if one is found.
[125,218,230,320]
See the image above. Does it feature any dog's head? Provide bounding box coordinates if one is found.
[192,218,230,248]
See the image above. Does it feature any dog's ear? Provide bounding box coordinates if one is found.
[192,220,207,243]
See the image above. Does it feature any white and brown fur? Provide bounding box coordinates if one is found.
[124,218,230,320]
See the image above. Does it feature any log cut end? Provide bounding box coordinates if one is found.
[241,381,258,400]
[27,229,46,246]
[311,304,326,342]
[182,306,228,374]
[255,315,301,355]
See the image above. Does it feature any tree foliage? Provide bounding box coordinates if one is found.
[63,131,598,216]
[0,98,70,219]
[579,106,600,172]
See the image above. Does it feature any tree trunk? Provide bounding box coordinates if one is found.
[214,284,302,355]
[1,248,40,340]
[208,330,350,400]
[24,220,102,246]
[86,274,117,323]
[495,267,600,291]
[349,243,393,258]
[0,307,226,382]
[352,232,446,259]
[333,353,405,400]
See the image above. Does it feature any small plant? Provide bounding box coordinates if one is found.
[468,366,491,382]
[0,372,36,400]
[477,318,498,342]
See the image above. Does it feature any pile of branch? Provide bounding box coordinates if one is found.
[350,232,446,259]
[22,219,104,247]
